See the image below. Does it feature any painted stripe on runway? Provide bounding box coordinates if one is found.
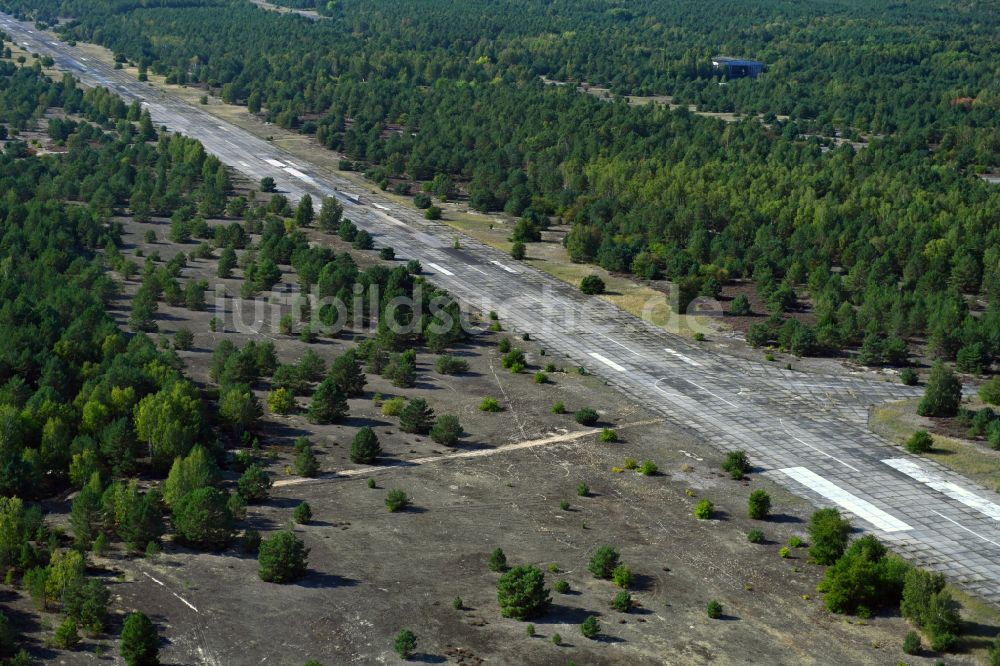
[665,348,702,367]
[468,266,488,275]
[780,466,911,532]
[490,260,518,274]
[426,262,455,276]
[284,166,317,185]
[373,203,390,211]
[263,158,285,167]
[682,378,738,408]
[779,418,859,472]
[588,352,626,372]
[883,458,1000,522]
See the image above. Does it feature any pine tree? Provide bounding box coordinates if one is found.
[350,427,381,464]
[917,361,962,417]
[308,378,349,424]
[399,398,434,434]
[120,612,159,666]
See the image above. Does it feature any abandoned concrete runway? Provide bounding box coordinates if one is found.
[5,12,1000,605]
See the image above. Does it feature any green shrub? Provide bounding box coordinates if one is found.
[559,500,570,511]
[479,397,503,412]
[498,338,512,353]
[817,535,909,616]
[496,565,551,620]
[611,564,632,589]
[980,376,1000,405]
[747,528,765,544]
[723,450,751,479]
[706,600,723,619]
[579,615,600,639]
[576,482,590,497]
[788,536,803,548]
[807,508,851,565]
[551,402,566,414]
[488,548,508,572]
[638,460,658,475]
[394,629,417,659]
[435,356,469,375]
[579,275,605,295]
[526,624,535,637]
[381,397,406,416]
[293,502,312,524]
[588,545,620,579]
[900,367,919,386]
[452,596,463,610]
[599,428,618,442]
[902,631,921,655]
[554,579,570,594]
[613,590,632,612]
[905,430,934,454]
[779,546,790,558]
[258,531,309,583]
[385,489,409,512]
[917,362,962,417]
[575,407,599,426]
[747,489,771,519]
[54,617,80,649]
[694,499,713,519]
[552,633,561,646]
[533,371,548,384]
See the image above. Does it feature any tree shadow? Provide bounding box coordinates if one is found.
[295,571,359,589]
[536,605,597,625]
[342,416,390,429]
[767,513,804,524]
[595,634,625,644]
[262,496,301,509]
[628,573,656,592]
[409,654,446,664]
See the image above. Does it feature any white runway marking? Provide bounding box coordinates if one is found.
[263,158,284,167]
[490,260,518,274]
[283,166,316,185]
[599,333,639,356]
[681,378,738,408]
[374,211,406,228]
[883,458,1000,522]
[426,262,455,276]
[468,266,488,275]
[372,203,389,211]
[780,466,912,532]
[779,418,859,472]
[588,352,626,372]
[931,510,1000,549]
[665,348,702,367]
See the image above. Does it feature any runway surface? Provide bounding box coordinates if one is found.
[6,13,999,603]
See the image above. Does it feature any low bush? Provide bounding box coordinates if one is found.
[747,489,771,519]
[613,590,632,612]
[905,430,934,454]
[575,407,599,425]
[479,397,503,412]
[694,499,713,519]
[723,450,751,479]
[385,489,409,512]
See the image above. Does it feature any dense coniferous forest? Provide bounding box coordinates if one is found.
[1,0,998,367]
